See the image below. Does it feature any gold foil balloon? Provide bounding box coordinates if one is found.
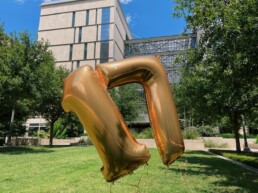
[62,56,184,182]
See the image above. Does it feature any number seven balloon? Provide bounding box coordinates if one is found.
[62,56,184,182]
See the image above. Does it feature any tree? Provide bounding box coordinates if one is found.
[0,29,39,143]
[33,66,69,147]
[53,112,84,138]
[173,0,258,152]
[0,26,69,146]
[109,83,141,123]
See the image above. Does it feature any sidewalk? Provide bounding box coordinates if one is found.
[137,138,207,150]
[137,138,257,151]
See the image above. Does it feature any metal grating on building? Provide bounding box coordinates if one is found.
[124,34,197,84]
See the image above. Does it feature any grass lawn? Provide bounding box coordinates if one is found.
[209,149,258,169]
[0,146,257,193]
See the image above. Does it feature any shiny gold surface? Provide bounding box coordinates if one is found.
[62,56,184,182]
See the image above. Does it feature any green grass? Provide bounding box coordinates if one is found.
[217,133,257,138]
[209,149,258,169]
[131,128,153,139]
[0,147,258,193]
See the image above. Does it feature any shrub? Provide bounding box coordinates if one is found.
[218,116,232,133]
[131,128,153,139]
[218,133,257,139]
[0,138,4,146]
[183,127,199,139]
[217,133,235,138]
[139,128,153,138]
[204,140,229,148]
[245,134,256,138]
[53,120,67,139]
[80,133,88,137]
[37,130,49,139]
[198,125,219,137]
[79,137,93,146]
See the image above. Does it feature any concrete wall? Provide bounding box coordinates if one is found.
[38,28,74,45]
[38,0,127,69]
[39,12,72,30]
[113,1,131,61]
[38,0,132,68]
[40,0,115,15]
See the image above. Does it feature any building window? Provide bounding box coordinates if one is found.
[93,42,96,58]
[101,24,110,41]
[84,43,88,60]
[78,27,82,43]
[95,9,98,25]
[86,10,90,26]
[72,12,76,27]
[191,37,197,48]
[102,8,110,24]
[69,45,73,61]
[76,61,80,68]
[100,41,109,63]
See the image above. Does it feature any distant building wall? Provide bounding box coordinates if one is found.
[38,0,131,70]
[36,0,196,123]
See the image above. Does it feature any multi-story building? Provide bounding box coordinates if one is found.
[24,0,197,133]
[38,0,131,70]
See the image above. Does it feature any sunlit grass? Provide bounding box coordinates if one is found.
[209,149,258,169]
[0,146,257,193]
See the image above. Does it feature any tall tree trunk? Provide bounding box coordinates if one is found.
[49,122,54,147]
[229,111,241,152]
[233,125,241,153]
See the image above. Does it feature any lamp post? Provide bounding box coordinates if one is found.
[241,115,250,152]
[6,109,15,146]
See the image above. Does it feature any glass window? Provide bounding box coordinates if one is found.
[102,8,110,24]
[78,27,82,43]
[101,24,110,41]
[191,37,197,48]
[72,12,75,27]
[77,61,80,68]
[69,45,73,61]
[100,41,109,63]
[86,10,90,26]
[84,43,88,60]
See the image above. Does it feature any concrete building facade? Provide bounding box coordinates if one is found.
[38,0,131,70]
[25,0,132,135]
[27,0,196,131]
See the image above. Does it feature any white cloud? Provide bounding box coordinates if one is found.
[42,0,60,3]
[126,14,132,24]
[15,0,26,3]
[120,0,133,4]
[42,0,133,4]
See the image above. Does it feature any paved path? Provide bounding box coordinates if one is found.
[137,138,257,151]
[137,139,206,150]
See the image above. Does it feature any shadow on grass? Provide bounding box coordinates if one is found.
[0,146,54,155]
[166,151,258,192]
[209,149,258,169]
[209,149,258,157]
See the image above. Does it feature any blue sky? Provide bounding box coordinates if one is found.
[0,0,186,39]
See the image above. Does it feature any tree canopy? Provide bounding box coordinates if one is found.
[0,26,70,145]
[109,84,141,123]
[173,0,258,152]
